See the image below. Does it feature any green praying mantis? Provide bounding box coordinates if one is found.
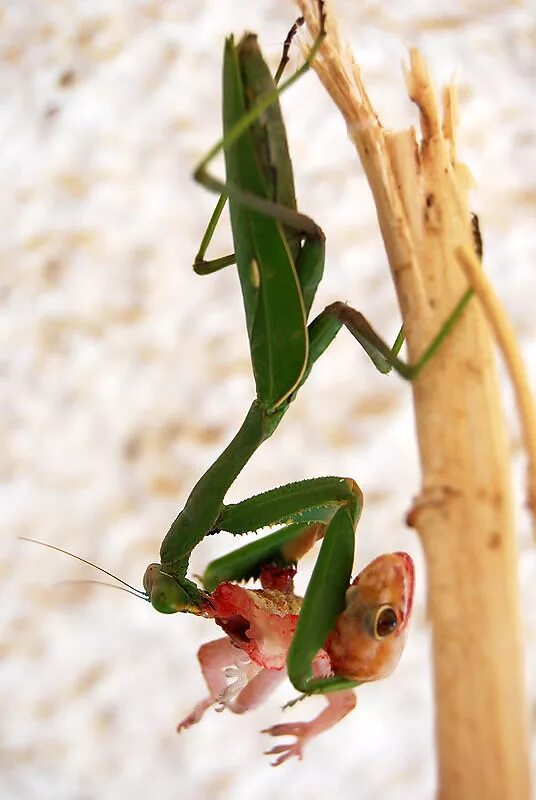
[23,1,478,765]
[138,3,477,761]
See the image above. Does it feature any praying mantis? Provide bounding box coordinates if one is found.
[139,1,474,764]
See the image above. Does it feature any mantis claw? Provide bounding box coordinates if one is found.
[281,693,307,710]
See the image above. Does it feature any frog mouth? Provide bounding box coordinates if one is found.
[393,551,415,630]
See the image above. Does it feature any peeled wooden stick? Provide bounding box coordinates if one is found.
[456,244,536,529]
[294,2,531,797]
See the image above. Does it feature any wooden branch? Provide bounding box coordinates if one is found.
[295,2,532,797]
[456,244,536,531]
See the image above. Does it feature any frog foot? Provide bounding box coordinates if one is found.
[262,722,310,766]
[177,699,212,732]
[215,664,251,711]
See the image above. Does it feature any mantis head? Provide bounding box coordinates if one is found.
[18,537,211,616]
[143,563,209,615]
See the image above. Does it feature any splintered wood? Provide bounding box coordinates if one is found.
[295,2,532,798]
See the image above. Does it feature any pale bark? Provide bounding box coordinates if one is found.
[295,2,532,797]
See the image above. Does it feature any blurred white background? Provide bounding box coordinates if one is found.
[1,1,534,798]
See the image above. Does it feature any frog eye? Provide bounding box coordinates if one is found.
[373,605,399,639]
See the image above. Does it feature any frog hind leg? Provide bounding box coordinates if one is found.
[230,667,286,714]
[262,688,357,766]
[176,637,259,731]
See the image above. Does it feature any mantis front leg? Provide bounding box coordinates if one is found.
[200,475,413,695]
[164,472,362,692]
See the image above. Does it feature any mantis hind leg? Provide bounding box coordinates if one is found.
[194,15,307,275]
[193,3,326,275]
[327,215,482,379]
[326,288,473,380]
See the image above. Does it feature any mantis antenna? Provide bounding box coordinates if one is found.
[56,580,149,600]
[18,536,149,600]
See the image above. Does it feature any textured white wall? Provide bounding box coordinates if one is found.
[2,1,534,798]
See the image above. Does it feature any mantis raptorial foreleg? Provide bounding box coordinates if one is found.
[202,475,364,693]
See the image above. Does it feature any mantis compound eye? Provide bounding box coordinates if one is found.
[143,564,192,614]
[373,605,399,639]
